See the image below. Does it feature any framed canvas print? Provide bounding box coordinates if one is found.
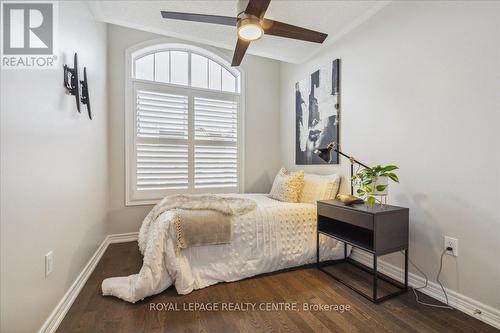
[295,59,340,165]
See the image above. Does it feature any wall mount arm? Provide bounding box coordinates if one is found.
[63,53,80,113]
[80,67,92,120]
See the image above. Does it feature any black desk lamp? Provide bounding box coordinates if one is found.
[314,142,369,195]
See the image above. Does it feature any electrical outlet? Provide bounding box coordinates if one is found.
[444,236,458,256]
[45,251,54,277]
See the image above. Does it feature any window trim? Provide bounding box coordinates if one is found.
[125,38,246,206]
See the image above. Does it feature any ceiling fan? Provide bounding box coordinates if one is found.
[161,0,328,66]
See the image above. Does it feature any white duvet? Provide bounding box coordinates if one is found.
[102,194,347,302]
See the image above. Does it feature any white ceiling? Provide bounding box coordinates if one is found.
[88,0,390,64]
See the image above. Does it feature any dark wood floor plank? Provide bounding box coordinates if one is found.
[56,242,499,333]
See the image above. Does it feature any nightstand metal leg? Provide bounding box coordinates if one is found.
[344,242,347,259]
[316,231,320,267]
[373,255,378,301]
[404,248,408,289]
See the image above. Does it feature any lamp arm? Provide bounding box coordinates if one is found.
[325,142,369,195]
[333,149,369,169]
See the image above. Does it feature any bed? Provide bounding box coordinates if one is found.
[172,194,346,291]
[102,192,348,302]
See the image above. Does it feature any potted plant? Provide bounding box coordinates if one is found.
[351,165,399,206]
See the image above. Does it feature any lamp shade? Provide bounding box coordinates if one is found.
[313,147,332,163]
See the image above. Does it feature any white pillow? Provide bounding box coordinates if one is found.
[299,173,341,204]
[269,168,305,203]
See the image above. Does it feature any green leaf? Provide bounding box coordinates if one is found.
[387,173,399,183]
[367,196,376,206]
[357,189,365,195]
[365,186,373,193]
[381,165,399,172]
[376,184,388,191]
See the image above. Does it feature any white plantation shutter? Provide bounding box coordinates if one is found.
[128,47,242,204]
[136,143,188,190]
[136,90,188,139]
[134,88,190,192]
[194,97,238,189]
[195,145,238,188]
[194,97,237,142]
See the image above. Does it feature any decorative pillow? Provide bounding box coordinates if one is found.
[299,173,341,204]
[269,168,305,203]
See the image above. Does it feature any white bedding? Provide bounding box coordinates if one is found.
[183,194,347,289]
[103,194,348,302]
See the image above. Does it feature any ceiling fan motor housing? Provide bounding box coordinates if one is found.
[237,13,263,41]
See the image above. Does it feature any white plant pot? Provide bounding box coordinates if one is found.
[372,176,388,196]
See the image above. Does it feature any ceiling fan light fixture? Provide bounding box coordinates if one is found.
[160,0,328,67]
[237,16,263,41]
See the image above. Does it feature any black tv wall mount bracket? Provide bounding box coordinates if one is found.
[80,67,92,120]
[63,53,80,113]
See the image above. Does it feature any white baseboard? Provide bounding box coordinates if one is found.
[38,232,139,333]
[107,231,139,244]
[350,249,500,330]
[38,233,498,332]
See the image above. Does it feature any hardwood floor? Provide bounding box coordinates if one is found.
[57,242,497,333]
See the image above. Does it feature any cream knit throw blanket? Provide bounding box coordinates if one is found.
[174,209,232,254]
[102,194,256,303]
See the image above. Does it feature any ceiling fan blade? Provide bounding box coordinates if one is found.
[244,0,271,18]
[231,39,250,67]
[161,11,237,26]
[262,19,327,43]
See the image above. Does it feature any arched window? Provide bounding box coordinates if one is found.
[125,42,243,205]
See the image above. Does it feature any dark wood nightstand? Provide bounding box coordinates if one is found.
[316,199,409,303]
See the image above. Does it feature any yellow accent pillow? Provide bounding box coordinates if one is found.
[299,173,341,204]
[269,168,305,203]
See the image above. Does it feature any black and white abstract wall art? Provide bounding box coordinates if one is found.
[295,59,340,165]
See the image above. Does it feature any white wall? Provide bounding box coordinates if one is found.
[0,2,108,332]
[106,24,281,234]
[280,1,500,310]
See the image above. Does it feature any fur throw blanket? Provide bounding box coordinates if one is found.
[102,194,256,303]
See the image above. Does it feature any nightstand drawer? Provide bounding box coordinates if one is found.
[317,202,373,230]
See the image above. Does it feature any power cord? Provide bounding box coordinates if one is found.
[402,248,454,309]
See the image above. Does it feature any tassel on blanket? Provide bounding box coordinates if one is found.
[174,212,185,255]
